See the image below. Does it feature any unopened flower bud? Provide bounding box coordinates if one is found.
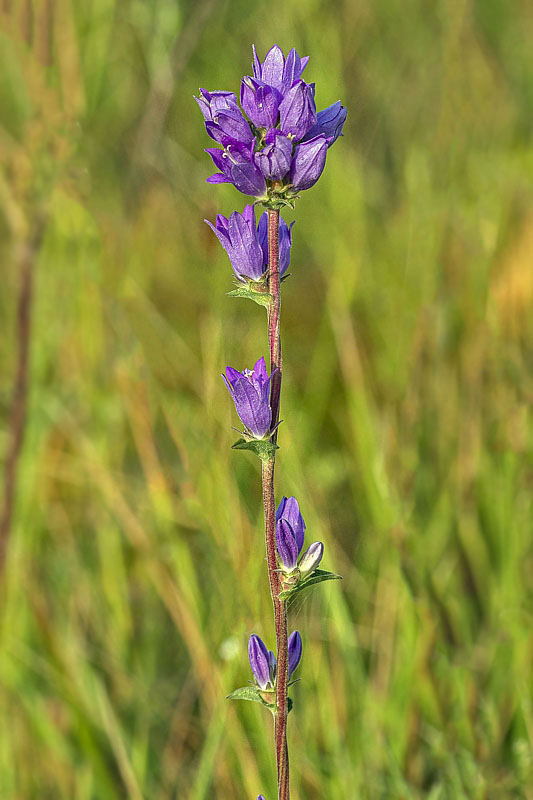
[288,631,302,678]
[298,541,324,575]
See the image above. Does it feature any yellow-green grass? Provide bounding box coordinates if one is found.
[0,0,532,797]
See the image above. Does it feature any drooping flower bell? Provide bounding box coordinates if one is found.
[223,357,273,439]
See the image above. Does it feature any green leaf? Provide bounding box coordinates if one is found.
[279,569,342,601]
[227,287,273,308]
[226,686,274,708]
[232,438,278,461]
[226,688,295,714]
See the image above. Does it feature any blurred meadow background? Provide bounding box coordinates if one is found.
[1,0,532,798]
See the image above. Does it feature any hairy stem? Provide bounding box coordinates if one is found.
[261,208,290,800]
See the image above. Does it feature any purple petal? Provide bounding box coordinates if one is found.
[206,173,230,184]
[302,101,347,147]
[279,80,316,140]
[276,496,305,552]
[259,44,285,90]
[276,519,299,570]
[229,375,271,437]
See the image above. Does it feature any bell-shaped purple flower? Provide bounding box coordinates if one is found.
[288,631,302,678]
[205,205,264,282]
[257,212,294,278]
[288,135,328,191]
[298,541,324,575]
[202,100,255,147]
[223,357,273,438]
[206,143,267,198]
[254,129,293,181]
[257,796,266,800]
[276,496,306,552]
[279,80,316,141]
[302,101,347,148]
[240,77,282,129]
[195,89,240,122]
[252,45,309,98]
[248,634,273,690]
[276,518,301,571]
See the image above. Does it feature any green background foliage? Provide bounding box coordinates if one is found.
[0,0,532,797]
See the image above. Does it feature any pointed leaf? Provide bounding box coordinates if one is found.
[226,686,273,707]
[227,287,273,308]
[232,438,278,461]
[279,569,342,601]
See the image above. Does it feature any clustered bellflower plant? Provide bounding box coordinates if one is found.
[197,44,345,800]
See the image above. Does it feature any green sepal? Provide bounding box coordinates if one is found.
[226,686,274,708]
[227,286,273,308]
[279,569,342,601]
[232,438,278,461]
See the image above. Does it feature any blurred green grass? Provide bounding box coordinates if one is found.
[0,0,532,798]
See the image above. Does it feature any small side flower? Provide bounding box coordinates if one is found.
[223,357,273,439]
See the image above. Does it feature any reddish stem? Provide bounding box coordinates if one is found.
[261,208,290,800]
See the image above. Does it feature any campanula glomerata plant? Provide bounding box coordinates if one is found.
[196,43,346,800]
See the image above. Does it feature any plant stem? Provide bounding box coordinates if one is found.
[261,208,290,800]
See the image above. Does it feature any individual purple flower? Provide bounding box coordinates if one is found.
[205,205,264,282]
[288,631,302,678]
[302,101,347,147]
[205,110,255,147]
[257,213,294,278]
[206,143,266,197]
[195,89,240,122]
[276,496,306,552]
[248,634,274,690]
[240,77,282,129]
[257,796,266,800]
[252,45,309,98]
[288,134,328,191]
[298,541,324,575]
[254,130,293,181]
[276,518,300,571]
[223,357,273,438]
[279,80,316,141]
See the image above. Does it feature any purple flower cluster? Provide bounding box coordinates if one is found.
[248,631,302,691]
[196,45,346,202]
[205,204,293,283]
[276,496,324,576]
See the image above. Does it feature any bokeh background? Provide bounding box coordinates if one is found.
[1,0,532,798]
